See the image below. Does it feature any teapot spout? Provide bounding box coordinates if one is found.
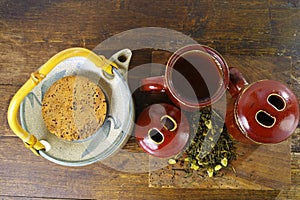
[109,49,132,80]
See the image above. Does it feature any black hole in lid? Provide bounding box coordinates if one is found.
[256,111,275,127]
[161,116,175,131]
[149,129,164,143]
[117,55,127,63]
[268,94,285,110]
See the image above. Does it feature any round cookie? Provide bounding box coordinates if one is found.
[42,76,107,141]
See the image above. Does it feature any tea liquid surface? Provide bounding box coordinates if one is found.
[170,51,222,103]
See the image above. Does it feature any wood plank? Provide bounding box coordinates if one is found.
[0,85,19,137]
[197,0,274,54]
[0,137,282,199]
[0,137,148,199]
[149,140,291,190]
[276,153,300,199]
[0,0,299,199]
[0,0,299,85]
[269,0,300,56]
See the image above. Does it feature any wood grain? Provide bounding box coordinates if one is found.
[0,137,283,200]
[1,0,299,85]
[0,0,299,199]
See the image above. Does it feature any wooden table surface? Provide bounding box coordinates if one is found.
[0,0,299,199]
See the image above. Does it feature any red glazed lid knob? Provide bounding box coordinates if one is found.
[235,80,299,144]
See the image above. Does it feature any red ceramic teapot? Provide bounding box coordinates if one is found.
[226,68,299,144]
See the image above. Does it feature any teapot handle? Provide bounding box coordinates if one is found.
[228,67,249,97]
[7,47,117,156]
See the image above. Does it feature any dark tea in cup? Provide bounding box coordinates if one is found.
[170,50,223,104]
[142,44,229,110]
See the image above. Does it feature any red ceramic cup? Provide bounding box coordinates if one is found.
[226,68,299,144]
[141,44,230,110]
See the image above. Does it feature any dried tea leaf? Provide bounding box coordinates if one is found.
[168,159,177,165]
[207,168,214,177]
[214,164,222,171]
[205,120,212,129]
[190,163,200,171]
[182,107,237,177]
[221,157,228,167]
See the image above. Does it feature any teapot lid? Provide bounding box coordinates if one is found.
[235,80,299,144]
[135,103,190,158]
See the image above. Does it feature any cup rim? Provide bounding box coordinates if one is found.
[165,44,229,108]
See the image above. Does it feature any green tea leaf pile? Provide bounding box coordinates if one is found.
[169,107,237,177]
